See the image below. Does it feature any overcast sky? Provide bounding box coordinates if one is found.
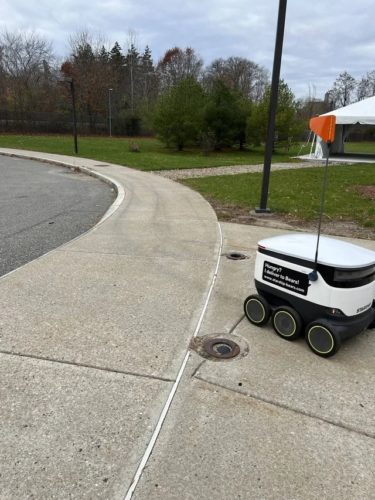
[1,0,374,99]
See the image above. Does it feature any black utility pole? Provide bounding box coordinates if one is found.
[256,0,287,212]
[58,75,79,154]
[70,79,78,154]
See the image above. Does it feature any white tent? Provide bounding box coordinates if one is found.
[313,96,375,159]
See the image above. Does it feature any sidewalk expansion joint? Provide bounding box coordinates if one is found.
[228,314,246,334]
[195,377,375,440]
[191,360,206,378]
[0,350,175,383]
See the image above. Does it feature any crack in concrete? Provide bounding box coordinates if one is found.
[0,349,175,383]
[195,376,375,440]
[229,314,246,334]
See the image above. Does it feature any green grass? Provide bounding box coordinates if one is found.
[182,164,375,228]
[345,141,375,154]
[0,134,302,171]
[0,134,373,227]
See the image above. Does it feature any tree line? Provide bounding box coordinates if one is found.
[325,71,375,109]
[0,30,269,137]
[0,30,374,148]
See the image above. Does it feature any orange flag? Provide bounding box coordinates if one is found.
[309,115,336,144]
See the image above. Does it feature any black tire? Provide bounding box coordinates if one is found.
[244,294,270,327]
[271,306,303,340]
[305,321,341,358]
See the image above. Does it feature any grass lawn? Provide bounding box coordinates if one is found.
[182,164,375,228]
[0,134,373,229]
[345,141,375,154]
[0,134,304,171]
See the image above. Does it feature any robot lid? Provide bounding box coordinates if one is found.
[258,233,375,269]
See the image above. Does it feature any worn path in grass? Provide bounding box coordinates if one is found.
[153,160,325,180]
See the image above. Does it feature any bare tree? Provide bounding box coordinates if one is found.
[156,47,203,92]
[328,71,357,108]
[357,71,375,100]
[203,57,269,102]
[0,30,53,80]
[0,30,55,116]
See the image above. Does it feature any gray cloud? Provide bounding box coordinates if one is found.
[1,0,374,98]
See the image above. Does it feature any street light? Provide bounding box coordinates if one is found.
[123,58,134,115]
[108,88,113,137]
[59,76,78,154]
[256,0,287,213]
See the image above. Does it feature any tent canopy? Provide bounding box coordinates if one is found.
[312,95,375,158]
[321,96,375,125]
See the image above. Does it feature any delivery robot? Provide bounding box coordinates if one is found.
[244,114,374,357]
[244,233,375,357]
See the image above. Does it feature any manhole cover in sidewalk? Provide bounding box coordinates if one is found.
[225,252,248,260]
[190,333,248,361]
[204,338,240,359]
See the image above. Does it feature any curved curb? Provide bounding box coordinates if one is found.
[0,150,126,280]
[74,165,125,226]
[0,151,125,226]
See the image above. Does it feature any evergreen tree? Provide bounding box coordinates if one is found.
[73,41,95,65]
[138,45,158,126]
[65,33,113,133]
[110,42,125,67]
[247,80,302,148]
[123,43,140,114]
[141,45,154,73]
[203,79,250,149]
[98,45,109,64]
[153,77,205,150]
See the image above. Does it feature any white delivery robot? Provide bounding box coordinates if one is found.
[244,114,375,357]
[244,233,375,357]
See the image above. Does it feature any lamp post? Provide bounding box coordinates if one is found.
[59,76,78,154]
[256,0,287,213]
[108,88,113,137]
[70,79,78,154]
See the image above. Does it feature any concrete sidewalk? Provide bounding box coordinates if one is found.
[0,149,374,500]
[0,149,221,499]
[134,224,374,500]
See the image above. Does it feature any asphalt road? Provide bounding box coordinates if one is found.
[0,156,115,277]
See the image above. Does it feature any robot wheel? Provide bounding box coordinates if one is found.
[271,306,303,341]
[244,294,270,326]
[305,320,341,357]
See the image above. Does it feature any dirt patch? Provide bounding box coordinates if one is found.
[352,185,375,200]
[207,198,375,240]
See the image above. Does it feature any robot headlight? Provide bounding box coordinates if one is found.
[327,308,345,317]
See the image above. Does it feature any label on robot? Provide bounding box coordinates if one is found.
[263,261,309,296]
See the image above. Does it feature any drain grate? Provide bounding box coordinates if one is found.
[203,337,241,359]
[94,164,110,167]
[226,252,248,260]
